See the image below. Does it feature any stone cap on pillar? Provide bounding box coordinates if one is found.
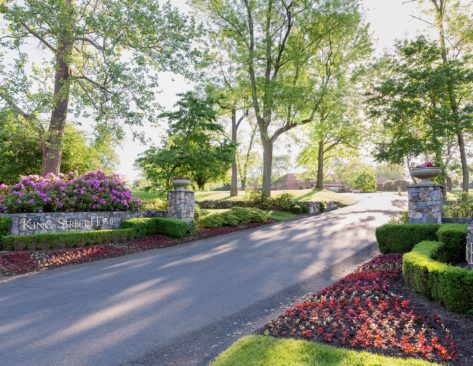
[408,184,444,189]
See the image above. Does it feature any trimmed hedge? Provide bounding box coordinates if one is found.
[435,224,467,263]
[403,241,473,314]
[375,224,440,254]
[121,217,196,238]
[1,228,136,251]
[0,217,11,236]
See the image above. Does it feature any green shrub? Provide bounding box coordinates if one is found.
[353,171,376,193]
[443,192,473,218]
[301,204,310,214]
[198,213,227,228]
[245,189,273,210]
[435,224,467,263]
[122,217,196,238]
[271,193,295,210]
[375,224,440,254]
[403,241,473,314]
[198,207,270,228]
[319,201,326,213]
[387,211,409,225]
[290,205,303,214]
[0,217,11,236]
[1,228,136,251]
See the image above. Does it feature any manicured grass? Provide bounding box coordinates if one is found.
[205,209,298,221]
[133,189,356,205]
[211,335,439,366]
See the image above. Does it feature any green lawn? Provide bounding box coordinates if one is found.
[211,336,439,366]
[204,209,298,221]
[133,189,357,206]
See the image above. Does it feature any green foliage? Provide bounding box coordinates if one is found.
[375,224,440,254]
[121,217,196,238]
[137,92,235,190]
[244,189,273,210]
[403,241,473,314]
[387,211,409,225]
[443,193,473,218]
[0,218,11,237]
[198,207,270,228]
[290,205,304,214]
[0,0,202,172]
[353,171,376,192]
[0,110,117,184]
[271,193,296,211]
[435,224,467,263]
[1,229,136,251]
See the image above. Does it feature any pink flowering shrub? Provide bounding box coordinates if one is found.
[1,170,141,213]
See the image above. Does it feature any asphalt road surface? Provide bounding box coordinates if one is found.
[0,192,406,366]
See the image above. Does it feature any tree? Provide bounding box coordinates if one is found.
[414,0,473,191]
[0,0,201,175]
[297,79,364,189]
[353,170,376,193]
[137,92,235,190]
[0,108,117,184]
[365,37,472,189]
[192,0,370,196]
[236,120,258,191]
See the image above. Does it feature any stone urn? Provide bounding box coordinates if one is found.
[410,167,441,186]
[171,177,191,191]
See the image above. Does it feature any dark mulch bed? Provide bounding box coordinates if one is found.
[262,254,473,365]
[0,220,274,277]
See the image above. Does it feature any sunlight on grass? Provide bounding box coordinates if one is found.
[133,189,357,206]
[211,335,439,366]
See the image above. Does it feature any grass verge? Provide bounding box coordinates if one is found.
[211,335,439,366]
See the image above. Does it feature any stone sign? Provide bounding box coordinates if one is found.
[1,211,166,236]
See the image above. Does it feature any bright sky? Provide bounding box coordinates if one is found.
[115,0,430,182]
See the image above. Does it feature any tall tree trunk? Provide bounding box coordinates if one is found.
[457,132,469,191]
[316,141,324,189]
[230,109,238,197]
[241,179,246,191]
[42,0,74,176]
[433,1,469,191]
[261,138,273,197]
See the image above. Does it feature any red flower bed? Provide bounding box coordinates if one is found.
[0,222,274,276]
[264,254,458,363]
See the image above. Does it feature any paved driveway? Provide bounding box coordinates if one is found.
[0,193,406,366]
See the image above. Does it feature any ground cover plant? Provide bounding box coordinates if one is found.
[0,170,140,213]
[0,220,277,277]
[263,254,459,364]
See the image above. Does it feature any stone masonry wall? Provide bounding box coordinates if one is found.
[467,222,473,268]
[0,210,167,236]
[408,185,443,224]
[167,190,195,222]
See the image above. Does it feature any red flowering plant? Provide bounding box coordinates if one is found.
[414,162,436,168]
[264,254,458,363]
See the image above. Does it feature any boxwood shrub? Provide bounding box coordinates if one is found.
[375,224,440,254]
[1,228,136,251]
[435,224,467,263]
[121,217,196,238]
[403,241,473,314]
[0,217,11,236]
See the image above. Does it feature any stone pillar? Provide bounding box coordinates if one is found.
[167,190,195,222]
[467,222,473,269]
[408,184,443,224]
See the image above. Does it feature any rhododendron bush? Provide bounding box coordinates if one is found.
[264,254,458,363]
[0,170,140,213]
